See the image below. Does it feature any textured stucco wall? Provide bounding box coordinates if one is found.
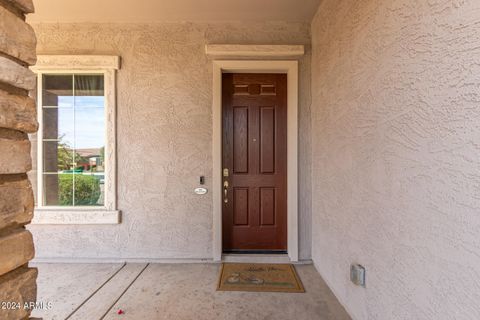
[311,1,480,319]
[28,22,312,261]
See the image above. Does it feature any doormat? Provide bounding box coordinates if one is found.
[217,263,304,293]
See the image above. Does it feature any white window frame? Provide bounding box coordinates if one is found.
[30,55,120,224]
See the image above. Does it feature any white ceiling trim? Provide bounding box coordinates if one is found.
[28,0,322,23]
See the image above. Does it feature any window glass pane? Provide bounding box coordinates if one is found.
[74,74,104,96]
[44,173,74,206]
[73,75,105,206]
[42,75,73,107]
[73,173,103,206]
[42,107,74,142]
[43,141,75,173]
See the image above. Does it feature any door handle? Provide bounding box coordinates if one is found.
[223,180,229,203]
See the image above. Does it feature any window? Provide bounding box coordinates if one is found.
[41,74,105,206]
[31,55,120,224]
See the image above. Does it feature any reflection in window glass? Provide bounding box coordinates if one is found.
[42,74,105,207]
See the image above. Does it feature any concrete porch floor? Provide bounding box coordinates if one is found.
[31,263,350,320]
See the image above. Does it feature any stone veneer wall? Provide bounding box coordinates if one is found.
[0,0,38,319]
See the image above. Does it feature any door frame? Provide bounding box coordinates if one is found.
[212,60,299,262]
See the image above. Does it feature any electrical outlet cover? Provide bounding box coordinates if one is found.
[350,264,366,287]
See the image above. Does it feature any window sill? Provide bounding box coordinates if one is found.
[32,208,121,225]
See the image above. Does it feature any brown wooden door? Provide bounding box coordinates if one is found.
[222,73,287,252]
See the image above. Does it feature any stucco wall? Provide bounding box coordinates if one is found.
[28,22,312,261]
[311,1,480,319]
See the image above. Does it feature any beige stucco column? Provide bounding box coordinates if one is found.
[0,0,38,319]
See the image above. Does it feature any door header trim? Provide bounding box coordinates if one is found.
[205,45,305,58]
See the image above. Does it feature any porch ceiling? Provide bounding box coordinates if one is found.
[28,0,322,23]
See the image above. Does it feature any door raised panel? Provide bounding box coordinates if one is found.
[233,106,249,174]
[233,188,249,226]
[260,106,275,174]
[260,187,276,226]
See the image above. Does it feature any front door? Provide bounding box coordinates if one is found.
[222,73,287,252]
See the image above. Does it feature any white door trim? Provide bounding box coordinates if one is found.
[212,60,299,262]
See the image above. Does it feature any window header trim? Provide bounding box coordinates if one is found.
[31,55,120,72]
